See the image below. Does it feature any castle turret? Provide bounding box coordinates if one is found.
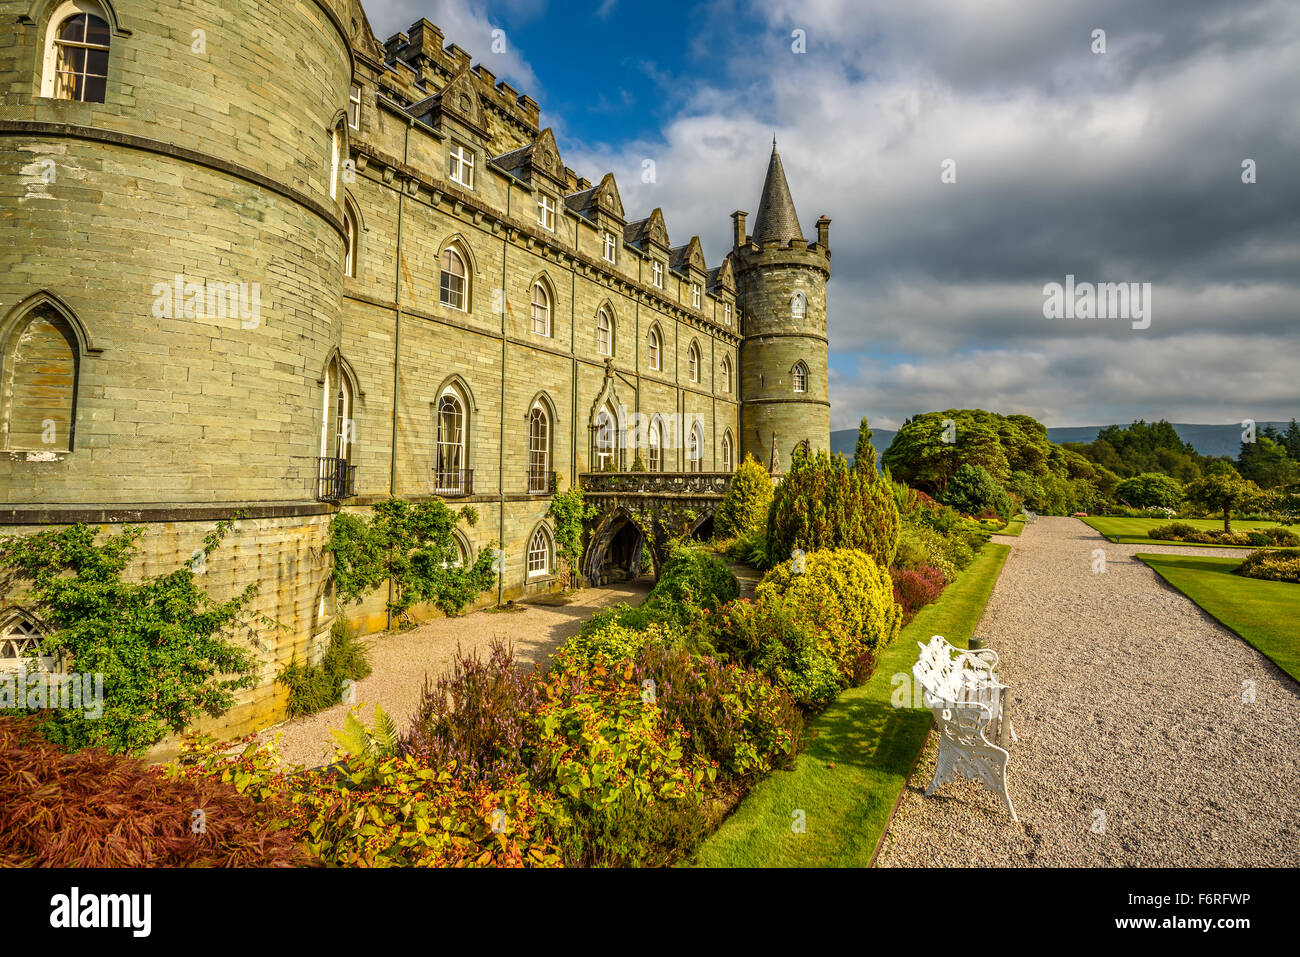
[732,142,831,472]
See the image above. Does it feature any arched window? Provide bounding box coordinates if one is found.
[687,421,704,473]
[648,416,662,472]
[318,357,355,500]
[528,403,550,493]
[720,355,731,394]
[647,325,661,371]
[791,291,807,320]
[531,281,551,336]
[0,612,53,674]
[594,401,622,471]
[43,4,110,103]
[596,308,613,356]
[440,246,468,310]
[722,431,735,472]
[792,361,809,394]
[447,531,470,568]
[688,341,700,383]
[329,123,342,201]
[527,525,553,578]
[435,388,467,494]
[343,208,357,278]
[2,304,78,452]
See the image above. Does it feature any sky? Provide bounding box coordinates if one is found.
[363,0,1300,431]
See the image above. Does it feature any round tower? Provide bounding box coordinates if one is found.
[731,142,831,473]
[0,0,355,733]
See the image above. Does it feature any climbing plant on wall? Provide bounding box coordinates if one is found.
[548,477,599,589]
[326,498,497,623]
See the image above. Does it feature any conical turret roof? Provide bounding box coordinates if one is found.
[750,140,804,243]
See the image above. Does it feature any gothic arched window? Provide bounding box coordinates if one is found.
[2,304,79,452]
[528,403,550,493]
[527,525,553,577]
[43,4,110,103]
[791,291,807,320]
[597,308,613,356]
[792,361,809,394]
[435,387,467,494]
[531,281,551,337]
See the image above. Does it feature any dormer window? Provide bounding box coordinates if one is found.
[691,284,701,309]
[348,83,362,129]
[602,232,617,264]
[449,144,474,189]
[537,194,555,231]
[651,261,664,288]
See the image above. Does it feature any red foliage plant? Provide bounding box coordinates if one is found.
[890,563,947,621]
[0,717,308,867]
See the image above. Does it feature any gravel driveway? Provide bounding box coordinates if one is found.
[256,580,650,769]
[878,517,1300,867]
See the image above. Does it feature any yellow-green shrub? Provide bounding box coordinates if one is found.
[756,548,902,679]
[715,454,774,540]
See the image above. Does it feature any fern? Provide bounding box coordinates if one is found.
[330,706,399,761]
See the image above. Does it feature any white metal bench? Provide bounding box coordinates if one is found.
[1021,507,1038,524]
[912,635,1018,821]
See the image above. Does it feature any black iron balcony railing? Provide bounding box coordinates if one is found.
[317,457,357,501]
[528,467,557,495]
[433,468,474,496]
[578,470,733,497]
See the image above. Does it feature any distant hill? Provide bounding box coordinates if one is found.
[831,422,1291,467]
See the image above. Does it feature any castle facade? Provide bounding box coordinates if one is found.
[0,1,830,735]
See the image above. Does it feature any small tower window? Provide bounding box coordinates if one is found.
[792,361,808,394]
[44,7,110,103]
[651,261,664,288]
[602,232,617,264]
[791,291,807,320]
[724,302,733,326]
[343,207,357,278]
[691,284,702,309]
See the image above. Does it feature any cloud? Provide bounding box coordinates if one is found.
[557,0,1300,427]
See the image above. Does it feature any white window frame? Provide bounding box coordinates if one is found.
[602,232,617,264]
[528,404,551,493]
[343,209,356,278]
[647,326,661,371]
[449,143,475,189]
[531,282,551,336]
[440,246,468,311]
[41,1,110,102]
[597,309,612,356]
[724,302,733,326]
[791,291,807,319]
[688,342,700,383]
[792,361,808,394]
[648,418,662,472]
[722,432,734,472]
[537,193,555,231]
[435,389,467,493]
[348,83,362,129]
[527,526,552,578]
[651,261,664,288]
[691,284,701,309]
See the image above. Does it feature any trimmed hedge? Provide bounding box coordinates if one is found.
[1236,549,1300,584]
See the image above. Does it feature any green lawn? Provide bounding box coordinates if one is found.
[1137,553,1300,683]
[693,542,1011,868]
[1084,516,1300,548]
[996,516,1026,537]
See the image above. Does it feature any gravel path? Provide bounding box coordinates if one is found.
[878,517,1300,867]
[256,580,651,769]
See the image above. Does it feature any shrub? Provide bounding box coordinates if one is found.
[0,520,260,754]
[277,619,372,718]
[712,599,842,708]
[1235,549,1300,584]
[756,548,903,676]
[890,564,946,621]
[1148,522,1199,541]
[722,526,773,570]
[401,640,544,785]
[1,717,307,867]
[644,546,738,620]
[941,464,1014,523]
[631,642,802,781]
[715,454,774,540]
[893,522,974,580]
[1148,523,1253,546]
[766,446,900,568]
[1114,473,1185,510]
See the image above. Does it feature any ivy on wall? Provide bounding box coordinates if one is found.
[325,497,497,624]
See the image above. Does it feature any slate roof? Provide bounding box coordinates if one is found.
[751,142,804,243]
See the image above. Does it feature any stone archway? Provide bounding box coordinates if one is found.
[583,507,648,586]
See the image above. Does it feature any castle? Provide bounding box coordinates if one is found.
[0,1,830,735]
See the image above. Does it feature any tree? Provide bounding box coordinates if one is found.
[1285,419,1300,459]
[881,410,1011,495]
[1184,468,1262,532]
[853,417,878,475]
[767,445,900,568]
[1113,473,1185,510]
[1238,436,1299,490]
[940,463,1014,522]
[715,453,773,540]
